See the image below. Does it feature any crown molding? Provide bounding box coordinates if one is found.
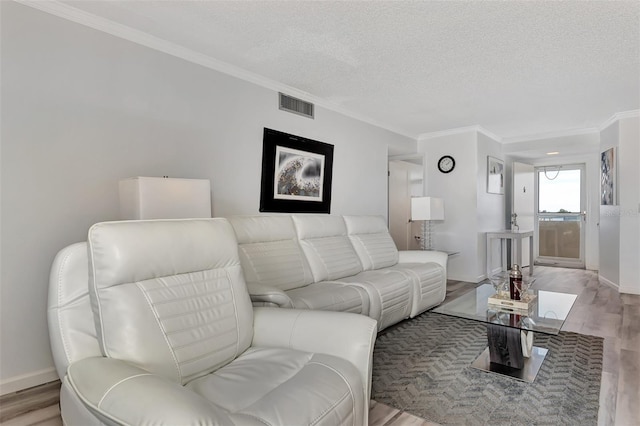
[502,127,600,144]
[417,125,478,140]
[502,110,640,143]
[17,0,415,140]
[417,113,638,145]
[598,109,640,131]
[417,125,502,142]
[476,127,503,142]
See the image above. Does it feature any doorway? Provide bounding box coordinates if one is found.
[388,155,424,250]
[534,164,586,268]
[512,162,535,267]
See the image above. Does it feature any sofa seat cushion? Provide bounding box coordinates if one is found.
[286,282,370,315]
[187,346,361,425]
[337,270,412,330]
[389,262,446,317]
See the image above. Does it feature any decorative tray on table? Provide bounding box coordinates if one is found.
[488,292,537,314]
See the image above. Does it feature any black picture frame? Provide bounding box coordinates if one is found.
[600,147,616,205]
[259,128,334,213]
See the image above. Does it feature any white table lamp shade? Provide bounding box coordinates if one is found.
[411,197,444,221]
[119,177,212,220]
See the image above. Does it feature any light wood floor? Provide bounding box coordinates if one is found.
[2,266,638,425]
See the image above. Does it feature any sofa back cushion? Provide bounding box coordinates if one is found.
[343,215,399,270]
[229,215,314,291]
[292,215,363,282]
[87,219,253,385]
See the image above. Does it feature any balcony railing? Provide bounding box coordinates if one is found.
[538,214,580,259]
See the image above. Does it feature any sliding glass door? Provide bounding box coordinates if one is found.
[535,164,585,268]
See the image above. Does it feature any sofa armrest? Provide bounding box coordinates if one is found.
[67,357,233,425]
[251,307,377,403]
[398,250,448,270]
[245,283,294,308]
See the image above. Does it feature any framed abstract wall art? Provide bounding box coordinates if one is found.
[259,128,334,213]
[600,147,616,205]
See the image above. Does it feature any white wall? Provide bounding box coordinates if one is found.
[599,122,621,286]
[419,132,476,282]
[598,116,640,294]
[511,161,535,267]
[0,2,415,393]
[477,133,506,277]
[419,130,499,283]
[618,116,640,294]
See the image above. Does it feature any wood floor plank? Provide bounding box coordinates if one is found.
[392,411,438,426]
[1,404,61,426]
[368,401,403,426]
[368,401,438,426]
[0,381,60,423]
[615,349,640,425]
[598,371,618,426]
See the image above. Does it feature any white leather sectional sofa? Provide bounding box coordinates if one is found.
[49,219,377,426]
[47,215,446,425]
[229,214,448,331]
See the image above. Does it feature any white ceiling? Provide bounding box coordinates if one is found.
[37,1,640,141]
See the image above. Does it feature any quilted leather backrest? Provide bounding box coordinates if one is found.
[292,215,363,282]
[48,242,102,379]
[87,219,253,385]
[228,215,314,291]
[343,215,399,270]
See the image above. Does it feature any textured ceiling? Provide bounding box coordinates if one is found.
[55,1,639,140]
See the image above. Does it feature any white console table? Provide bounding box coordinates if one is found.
[425,249,460,256]
[486,230,534,277]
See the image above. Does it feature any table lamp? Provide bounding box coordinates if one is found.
[119,176,212,219]
[410,197,444,250]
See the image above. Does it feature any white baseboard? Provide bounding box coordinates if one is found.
[448,272,486,283]
[601,273,640,294]
[598,274,619,290]
[0,367,59,396]
[488,267,503,278]
[619,285,640,295]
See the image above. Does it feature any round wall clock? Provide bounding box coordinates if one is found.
[437,155,455,173]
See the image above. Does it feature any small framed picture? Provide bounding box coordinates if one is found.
[487,156,504,195]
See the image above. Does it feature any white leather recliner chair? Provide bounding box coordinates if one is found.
[48,218,377,425]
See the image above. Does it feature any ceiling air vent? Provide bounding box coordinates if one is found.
[279,93,314,119]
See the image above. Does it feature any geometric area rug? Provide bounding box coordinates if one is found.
[372,311,603,425]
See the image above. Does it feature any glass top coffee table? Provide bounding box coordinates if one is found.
[431,283,577,382]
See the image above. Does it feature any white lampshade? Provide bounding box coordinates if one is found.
[119,177,212,220]
[411,197,444,221]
